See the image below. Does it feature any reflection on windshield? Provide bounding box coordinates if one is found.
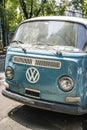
[13,21,87,51]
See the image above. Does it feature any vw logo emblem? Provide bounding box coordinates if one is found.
[26,67,40,83]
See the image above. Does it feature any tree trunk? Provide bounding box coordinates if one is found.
[20,0,28,19]
[29,0,33,18]
[0,0,8,47]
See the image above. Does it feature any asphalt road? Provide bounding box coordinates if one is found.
[0,56,87,130]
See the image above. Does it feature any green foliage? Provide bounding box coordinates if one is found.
[71,0,82,9]
[5,0,67,32]
[6,0,22,32]
[1,0,87,38]
[71,0,87,17]
[19,0,67,18]
[81,0,87,17]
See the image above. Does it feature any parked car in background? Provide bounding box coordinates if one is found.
[2,16,87,115]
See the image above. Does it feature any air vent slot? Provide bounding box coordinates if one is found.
[13,56,61,69]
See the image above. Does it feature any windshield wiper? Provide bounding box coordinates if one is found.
[11,40,24,44]
[50,46,62,55]
[11,40,26,52]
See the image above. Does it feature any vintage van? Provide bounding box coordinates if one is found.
[2,16,87,115]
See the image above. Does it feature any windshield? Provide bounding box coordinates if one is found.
[13,21,87,51]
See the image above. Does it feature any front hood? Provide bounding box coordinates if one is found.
[8,45,84,58]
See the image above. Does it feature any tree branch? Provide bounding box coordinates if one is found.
[20,0,28,19]
[28,0,33,18]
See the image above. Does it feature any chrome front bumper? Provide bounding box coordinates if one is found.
[2,87,87,115]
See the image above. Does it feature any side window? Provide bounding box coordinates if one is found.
[77,25,87,51]
[83,29,87,52]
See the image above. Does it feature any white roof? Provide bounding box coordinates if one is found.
[22,16,87,26]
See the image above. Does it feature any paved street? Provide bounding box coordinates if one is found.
[0,55,87,130]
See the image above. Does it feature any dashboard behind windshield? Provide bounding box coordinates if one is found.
[13,21,87,50]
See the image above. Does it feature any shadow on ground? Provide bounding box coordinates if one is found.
[8,105,87,130]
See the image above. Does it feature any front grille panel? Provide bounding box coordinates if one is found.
[35,59,60,68]
[13,56,61,69]
[13,56,32,65]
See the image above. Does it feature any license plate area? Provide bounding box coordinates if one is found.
[25,88,40,99]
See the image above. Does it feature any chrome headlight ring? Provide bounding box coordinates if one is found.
[5,66,14,80]
[58,76,74,92]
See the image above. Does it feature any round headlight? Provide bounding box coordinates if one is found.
[5,67,14,80]
[58,76,74,92]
